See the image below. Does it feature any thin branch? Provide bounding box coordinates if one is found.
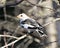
[0,35,18,39]
[3,6,7,21]
[3,32,8,48]
[43,18,60,27]
[14,26,20,35]
[26,0,56,12]
[7,26,20,43]
[1,34,27,48]
[6,0,24,6]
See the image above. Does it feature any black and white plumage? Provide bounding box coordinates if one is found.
[17,13,46,37]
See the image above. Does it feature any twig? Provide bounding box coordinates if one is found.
[26,0,56,12]
[7,26,20,43]
[3,32,8,48]
[3,6,7,21]
[11,44,14,48]
[1,34,27,48]
[43,18,60,27]
[11,26,20,48]
[0,35,18,39]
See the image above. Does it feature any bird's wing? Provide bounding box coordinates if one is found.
[20,18,43,29]
[27,18,43,29]
[22,23,41,30]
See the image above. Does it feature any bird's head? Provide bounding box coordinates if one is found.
[17,13,30,20]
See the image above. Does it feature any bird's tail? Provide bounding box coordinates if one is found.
[36,29,47,37]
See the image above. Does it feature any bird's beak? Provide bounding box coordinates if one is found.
[17,15,20,18]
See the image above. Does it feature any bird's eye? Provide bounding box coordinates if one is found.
[21,15,23,17]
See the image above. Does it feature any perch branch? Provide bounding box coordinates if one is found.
[0,35,18,39]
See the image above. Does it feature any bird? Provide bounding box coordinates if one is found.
[17,13,47,37]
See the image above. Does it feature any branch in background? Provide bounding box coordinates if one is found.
[43,18,60,27]
[6,0,24,6]
[3,32,8,48]
[3,6,7,21]
[7,26,20,43]
[26,0,56,12]
[1,34,27,48]
[0,35,18,39]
